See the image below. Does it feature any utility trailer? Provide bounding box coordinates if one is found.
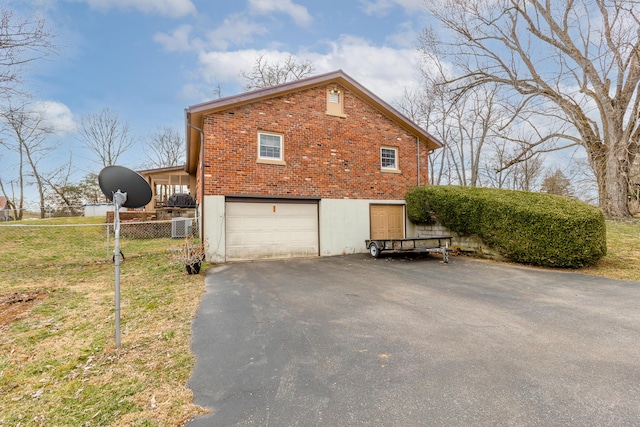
[365,236,454,263]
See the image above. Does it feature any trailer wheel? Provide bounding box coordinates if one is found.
[369,242,381,258]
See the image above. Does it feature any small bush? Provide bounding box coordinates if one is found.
[406,186,607,268]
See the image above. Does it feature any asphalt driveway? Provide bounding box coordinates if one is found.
[187,254,640,426]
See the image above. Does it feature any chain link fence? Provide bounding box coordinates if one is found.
[0,207,86,222]
[0,217,200,272]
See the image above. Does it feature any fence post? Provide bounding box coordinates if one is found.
[106,223,111,261]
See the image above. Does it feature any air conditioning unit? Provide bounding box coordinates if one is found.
[171,217,192,238]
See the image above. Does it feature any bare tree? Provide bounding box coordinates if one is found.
[240,54,315,90]
[540,169,575,197]
[212,84,223,100]
[43,165,106,216]
[395,86,447,185]
[0,8,54,219]
[0,100,53,219]
[421,0,640,217]
[445,84,516,187]
[0,8,54,97]
[507,152,544,192]
[144,126,184,168]
[42,157,82,216]
[395,71,534,188]
[482,137,544,192]
[78,108,134,167]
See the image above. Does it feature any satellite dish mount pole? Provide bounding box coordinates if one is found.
[112,189,127,348]
[99,165,151,349]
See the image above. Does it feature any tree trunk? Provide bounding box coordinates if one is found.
[17,142,24,220]
[600,169,630,217]
[591,140,631,218]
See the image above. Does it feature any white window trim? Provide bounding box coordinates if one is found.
[380,146,399,172]
[257,132,286,165]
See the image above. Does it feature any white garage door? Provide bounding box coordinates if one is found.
[225,201,319,261]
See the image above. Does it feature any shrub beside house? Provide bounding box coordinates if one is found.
[406,185,607,268]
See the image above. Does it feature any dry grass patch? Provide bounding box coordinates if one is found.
[581,219,640,282]
[0,220,208,426]
[0,291,49,331]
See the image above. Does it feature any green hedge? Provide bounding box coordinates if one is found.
[406,186,607,268]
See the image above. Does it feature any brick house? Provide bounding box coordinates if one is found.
[185,70,442,262]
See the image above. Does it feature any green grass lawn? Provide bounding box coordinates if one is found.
[581,219,640,281]
[0,216,638,426]
[0,218,207,426]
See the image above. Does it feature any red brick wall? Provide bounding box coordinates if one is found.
[201,85,429,200]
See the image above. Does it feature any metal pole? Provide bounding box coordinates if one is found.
[114,201,121,348]
[112,190,127,348]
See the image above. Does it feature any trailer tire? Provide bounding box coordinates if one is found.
[369,242,381,258]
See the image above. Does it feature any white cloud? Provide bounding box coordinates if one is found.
[248,0,312,27]
[360,0,425,16]
[197,49,270,85]
[359,0,395,16]
[154,25,198,52]
[393,0,425,11]
[79,0,196,17]
[190,36,421,106]
[179,82,208,101]
[155,15,269,53]
[206,15,269,51]
[386,20,419,48]
[34,100,77,135]
[307,35,420,102]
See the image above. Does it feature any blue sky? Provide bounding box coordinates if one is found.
[7,0,433,182]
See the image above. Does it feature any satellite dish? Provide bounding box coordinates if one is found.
[98,165,152,348]
[98,165,152,208]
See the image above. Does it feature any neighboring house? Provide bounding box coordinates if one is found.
[137,165,195,212]
[0,196,8,221]
[185,70,442,262]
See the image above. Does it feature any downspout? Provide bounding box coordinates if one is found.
[417,136,421,187]
[186,113,206,244]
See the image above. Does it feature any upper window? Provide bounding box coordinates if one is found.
[258,132,283,162]
[257,132,286,165]
[381,147,398,170]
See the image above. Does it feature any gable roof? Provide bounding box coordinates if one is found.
[184,69,442,174]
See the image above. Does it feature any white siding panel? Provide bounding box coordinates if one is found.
[318,199,408,256]
[225,202,318,261]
